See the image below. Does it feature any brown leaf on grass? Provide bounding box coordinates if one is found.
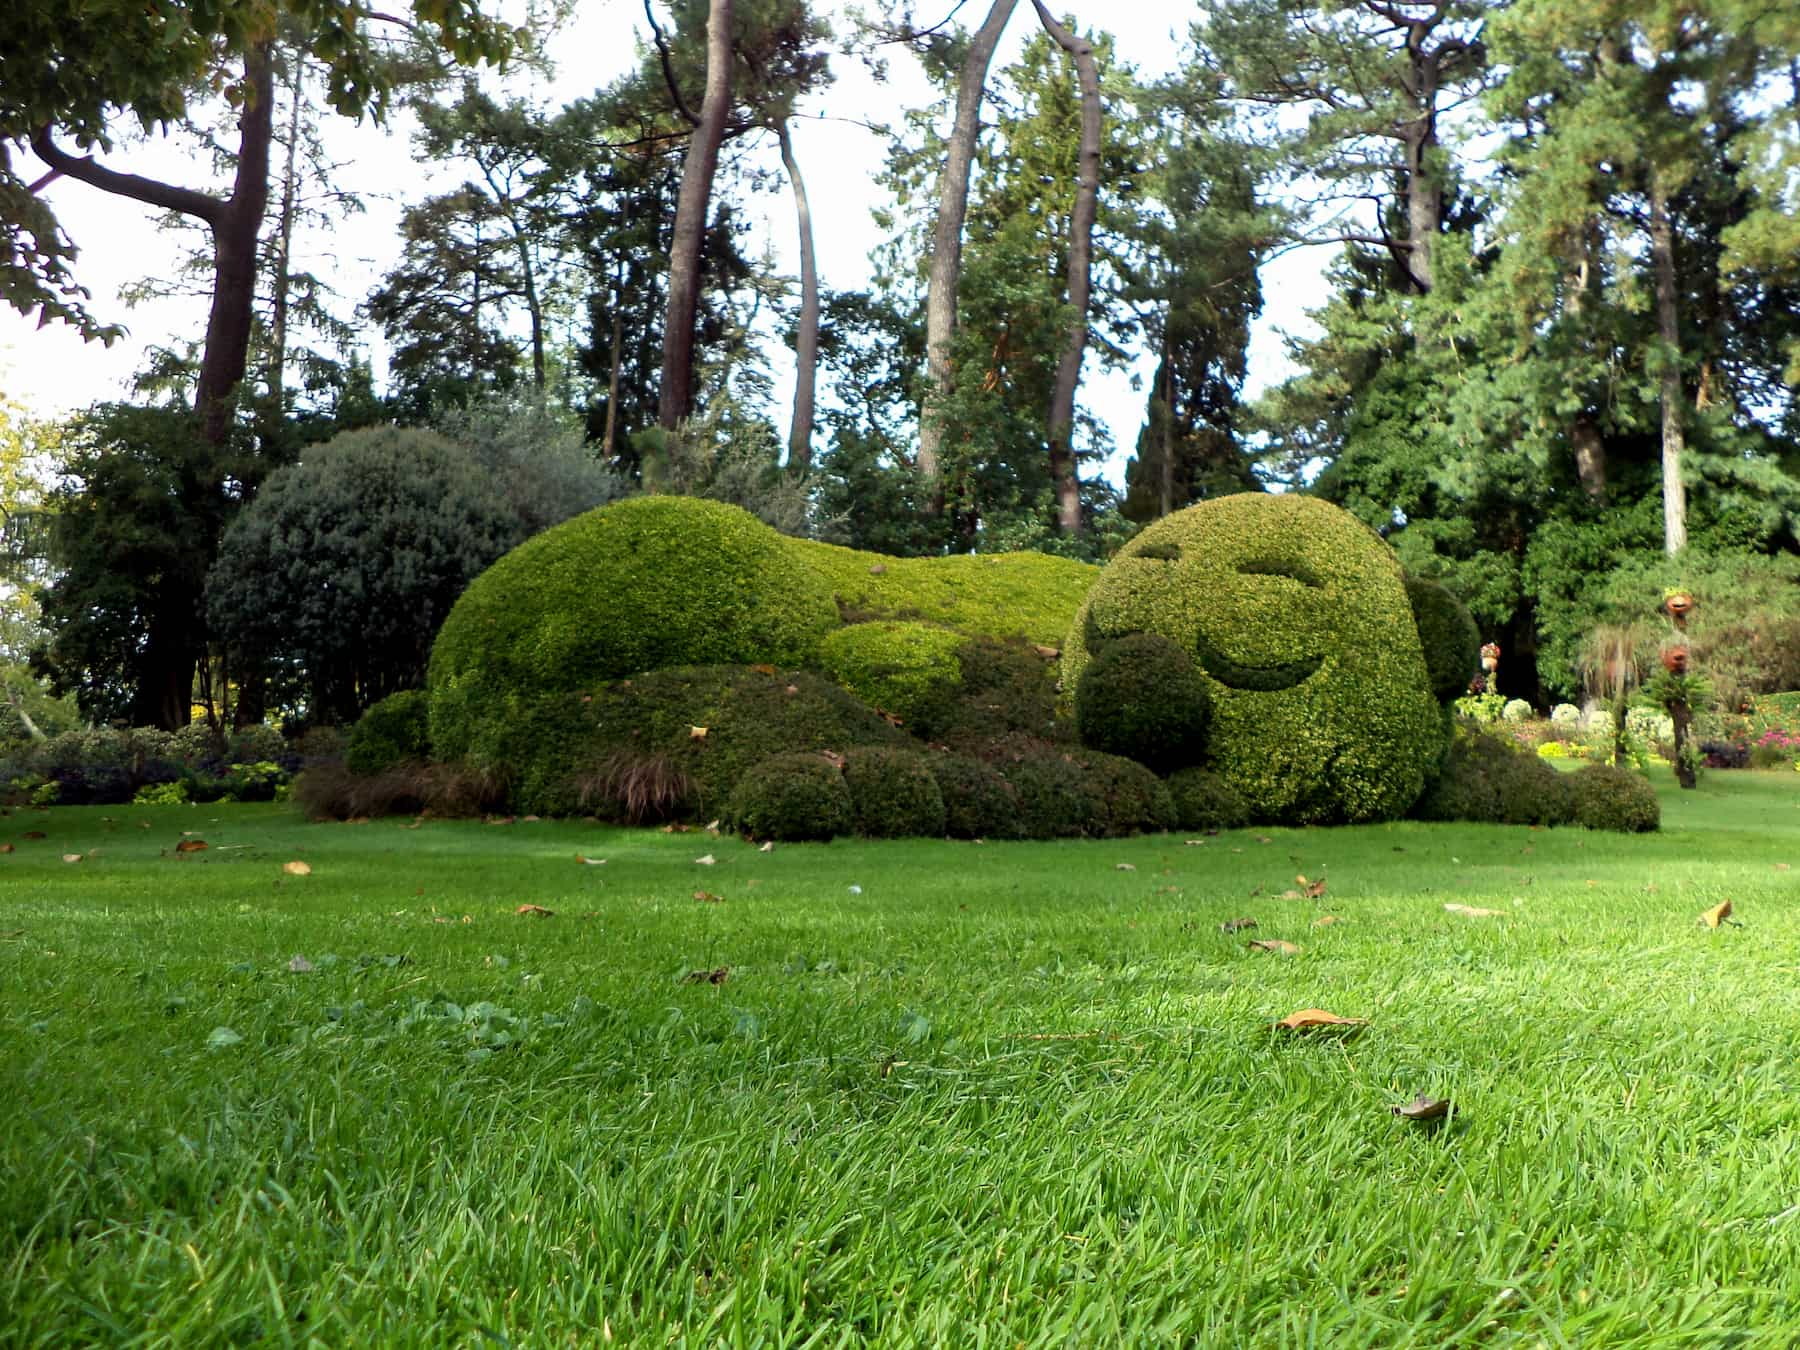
[1296,874,1327,899]
[1272,1009,1368,1033]
[1444,903,1506,918]
[175,839,207,854]
[1249,939,1301,955]
[689,726,709,740]
[1115,863,1136,872]
[1776,863,1791,872]
[705,819,722,835]
[1392,1095,1452,1121]
[521,815,541,823]
[1698,899,1735,929]
[485,815,516,826]
[282,861,312,876]
[1220,917,1258,933]
[516,903,554,918]
[751,663,776,676]
[682,966,730,985]
[575,855,606,865]
[22,830,46,840]
[820,750,846,770]
[660,823,692,834]
[1255,836,1273,845]
[61,853,82,864]
[759,841,775,853]
[1280,889,1303,900]
[0,843,13,853]
[694,854,717,866]
[1312,915,1346,928]
[693,890,723,904]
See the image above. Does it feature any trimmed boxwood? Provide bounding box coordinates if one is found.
[1080,751,1178,836]
[980,737,1174,839]
[1567,763,1661,832]
[841,747,947,838]
[1075,633,1211,770]
[345,690,432,777]
[458,665,910,818]
[725,753,853,841]
[815,621,966,724]
[1404,575,1481,704]
[928,753,1023,840]
[1063,493,1441,825]
[1167,767,1250,832]
[429,498,841,761]
[1412,725,1575,826]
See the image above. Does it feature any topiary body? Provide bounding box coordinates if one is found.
[1404,575,1481,703]
[841,747,948,838]
[1065,494,1441,823]
[1074,633,1210,771]
[928,753,1023,839]
[1166,767,1250,832]
[1567,763,1661,832]
[815,622,966,724]
[726,753,854,841]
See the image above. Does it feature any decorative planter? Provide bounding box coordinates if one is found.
[1661,647,1690,675]
[1479,642,1501,674]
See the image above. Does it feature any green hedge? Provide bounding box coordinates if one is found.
[1074,633,1211,770]
[841,747,947,838]
[1404,575,1481,704]
[429,498,841,761]
[725,753,853,841]
[345,690,431,778]
[1567,763,1661,832]
[815,622,966,725]
[1064,493,1440,824]
[1412,724,1576,827]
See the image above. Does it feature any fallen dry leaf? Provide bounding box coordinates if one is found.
[22,830,47,840]
[1220,917,1258,933]
[661,823,692,834]
[1296,874,1328,899]
[705,819,721,834]
[1115,863,1137,872]
[1256,836,1273,845]
[682,966,730,985]
[521,815,541,823]
[694,854,717,866]
[1778,863,1791,872]
[287,954,315,973]
[61,853,82,864]
[516,903,555,918]
[759,841,775,853]
[1249,939,1302,955]
[1392,1095,1453,1121]
[693,890,723,904]
[690,726,708,740]
[751,663,777,676]
[1698,899,1736,929]
[1312,915,1346,928]
[175,839,207,854]
[575,855,606,865]
[1444,903,1506,918]
[1272,1008,1368,1033]
[282,860,312,876]
[1184,838,1209,847]
[0,843,13,853]
[1280,889,1303,900]
[486,815,516,826]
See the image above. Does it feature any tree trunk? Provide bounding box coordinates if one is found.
[1160,338,1175,519]
[603,264,625,458]
[1648,168,1687,555]
[1670,698,1696,789]
[1033,1,1099,536]
[918,0,1019,507]
[516,219,546,388]
[658,0,734,429]
[774,115,818,473]
[267,47,305,408]
[1571,417,1607,500]
[1400,123,1439,292]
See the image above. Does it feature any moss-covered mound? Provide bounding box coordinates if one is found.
[429,498,841,760]
[1404,575,1481,703]
[455,665,908,818]
[1065,493,1441,824]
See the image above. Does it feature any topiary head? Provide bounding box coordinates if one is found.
[1064,493,1440,823]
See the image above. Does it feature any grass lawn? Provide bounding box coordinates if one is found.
[5,769,1800,1345]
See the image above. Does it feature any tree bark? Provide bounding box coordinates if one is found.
[918,0,1019,508]
[603,262,625,459]
[1033,1,1099,536]
[657,0,734,429]
[774,115,818,473]
[267,48,305,408]
[1648,168,1687,555]
[1571,417,1607,501]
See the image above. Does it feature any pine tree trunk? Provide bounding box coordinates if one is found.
[775,116,818,473]
[1648,169,1688,555]
[918,0,1018,509]
[658,0,734,429]
[1033,2,1099,536]
[267,48,304,408]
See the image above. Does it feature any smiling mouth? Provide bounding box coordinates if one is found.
[1191,633,1323,692]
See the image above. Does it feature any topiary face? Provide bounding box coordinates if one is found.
[1064,494,1440,823]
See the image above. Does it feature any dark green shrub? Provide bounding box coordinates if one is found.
[227,723,290,767]
[928,753,1022,840]
[1412,725,1574,826]
[1065,493,1440,824]
[1167,767,1250,832]
[993,744,1098,839]
[841,747,948,838]
[1567,763,1660,832]
[1079,751,1178,836]
[430,498,842,762]
[460,665,909,818]
[911,637,1061,747]
[345,690,432,777]
[1404,575,1481,704]
[1074,633,1210,770]
[725,753,853,841]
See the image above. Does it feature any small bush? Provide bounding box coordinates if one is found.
[1413,725,1574,826]
[1079,752,1177,836]
[1700,739,1750,769]
[980,737,1173,839]
[841,747,947,838]
[346,691,433,778]
[1502,699,1533,723]
[1404,575,1481,703]
[1550,703,1581,727]
[1074,634,1210,771]
[292,760,503,821]
[928,754,1022,840]
[227,724,289,766]
[725,753,853,841]
[1167,767,1250,832]
[1567,763,1660,832]
[910,637,1061,747]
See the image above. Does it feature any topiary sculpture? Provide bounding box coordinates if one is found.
[1063,493,1442,824]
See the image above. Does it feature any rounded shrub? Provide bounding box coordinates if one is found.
[1064,493,1441,824]
[461,665,908,819]
[1412,726,1574,826]
[726,753,853,841]
[841,747,948,838]
[429,498,840,762]
[345,690,432,777]
[1167,767,1250,832]
[1567,763,1660,832]
[1502,698,1534,723]
[911,637,1061,747]
[1079,751,1178,836]
[987,739,1098,839]
[1404,575,1481,703]
[815,622,966,724]
[928,753,1022,840]
[1074,633,1211,771]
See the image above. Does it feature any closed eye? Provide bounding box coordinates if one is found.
[1237,559,1324,589]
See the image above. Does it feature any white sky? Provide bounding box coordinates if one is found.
[0,0,1326,487]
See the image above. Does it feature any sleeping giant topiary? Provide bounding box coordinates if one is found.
[1063,493,1442,824]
